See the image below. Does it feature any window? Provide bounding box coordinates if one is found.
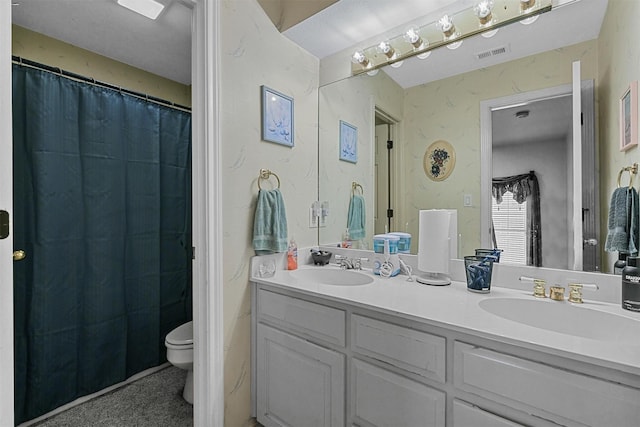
[492,191,526,264]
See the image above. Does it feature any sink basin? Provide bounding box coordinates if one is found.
[479,298,640,341]
[290,268,374,286]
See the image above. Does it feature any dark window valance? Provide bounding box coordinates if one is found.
[492,171,536,204]
[492,171,542,267]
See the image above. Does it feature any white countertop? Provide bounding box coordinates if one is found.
[252,263,640,377]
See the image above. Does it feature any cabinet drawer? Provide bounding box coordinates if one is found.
[257,289,346,347]
[351,359,445,427]
[452,400,523,427]
[454,341,640,427]
[351,314,446,383]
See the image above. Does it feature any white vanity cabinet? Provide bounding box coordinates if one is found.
[350,314,446,427]
[252,282,640,427]
[255,289,346,427]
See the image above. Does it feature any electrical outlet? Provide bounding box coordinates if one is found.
[463,194,472,207]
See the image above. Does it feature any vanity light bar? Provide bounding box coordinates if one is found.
[350,0,552,76]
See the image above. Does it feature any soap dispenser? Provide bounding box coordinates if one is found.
[287,238,298,270]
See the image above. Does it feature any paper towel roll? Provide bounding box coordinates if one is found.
[418,209,456,273]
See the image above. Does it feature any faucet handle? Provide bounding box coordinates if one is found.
[568,283,598,304]
[520,276,547,298]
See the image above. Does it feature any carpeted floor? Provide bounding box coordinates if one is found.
[30,366,193,427]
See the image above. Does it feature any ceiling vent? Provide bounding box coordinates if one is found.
[475,45,510,60]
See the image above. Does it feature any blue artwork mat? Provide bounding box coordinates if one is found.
[339,120,357,163]
[262,86,294,147]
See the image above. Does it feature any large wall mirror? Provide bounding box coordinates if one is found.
[318,0,626,275]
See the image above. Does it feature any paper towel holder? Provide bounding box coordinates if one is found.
[416,209,457,286]
[416,272,451,286]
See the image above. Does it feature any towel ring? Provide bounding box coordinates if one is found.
[352,182,363,195]
[258,168,280,190]
[617,163,638,188]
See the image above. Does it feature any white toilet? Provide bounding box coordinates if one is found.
[165,321,194,404]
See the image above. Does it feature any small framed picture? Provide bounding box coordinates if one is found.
[261,85,294,147]
[339,120,357,163]
[620,81,638,151]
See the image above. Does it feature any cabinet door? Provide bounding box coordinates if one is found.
[257,323,345,427]
[351,359,445,427]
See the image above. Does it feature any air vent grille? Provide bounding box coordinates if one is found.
[475,45,510,60]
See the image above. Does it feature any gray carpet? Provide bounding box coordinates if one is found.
[31,366,193,427]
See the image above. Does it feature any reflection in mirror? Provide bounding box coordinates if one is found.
[318,71,404,249]
[318,39,612,273]
[482,81,598,272]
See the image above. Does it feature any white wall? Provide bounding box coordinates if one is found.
[219,0,319,423]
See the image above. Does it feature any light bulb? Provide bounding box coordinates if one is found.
[474,0,493,21]
[351,50,368,66]
[438,14,460,49]
[438,15,454,34]
[404,27,430,59]
[377,41,394,57]
[404,27,421,46]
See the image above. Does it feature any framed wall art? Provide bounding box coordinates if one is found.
[339,120,357,163]
[620,81,638,152]
[424,140,456,181]
[261,85,294,147]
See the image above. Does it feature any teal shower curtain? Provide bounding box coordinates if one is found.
[12,64,192,424]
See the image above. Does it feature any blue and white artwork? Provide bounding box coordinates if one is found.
[262,86,294,147]
[339,120,357,163]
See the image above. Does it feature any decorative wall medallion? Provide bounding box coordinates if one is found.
[424,140,456,181]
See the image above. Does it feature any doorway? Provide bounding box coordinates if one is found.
[1,2,224,425]
[481,81,598,272]
[374,109,398,236]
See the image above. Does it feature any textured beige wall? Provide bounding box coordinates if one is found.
[598,0,640,272]
[219,0,319,424]
[318,71,404,247]
[402,40,598,257]
[11,25,191,107]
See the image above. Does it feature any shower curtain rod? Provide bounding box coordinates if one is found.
[12,55,192,113]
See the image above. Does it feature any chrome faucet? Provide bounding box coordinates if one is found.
[335,254,369,270]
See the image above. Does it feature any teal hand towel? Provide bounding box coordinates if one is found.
[628,187,639,255]
[347,194,366,240]
[605,187,639,253]
[253,189,288,255]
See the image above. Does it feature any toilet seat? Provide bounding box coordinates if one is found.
[165,321,193,348]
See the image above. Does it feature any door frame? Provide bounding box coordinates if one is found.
[1,1,224,425]
[1,2,15,423]
[480,80,597,271]
[190,1,224,426]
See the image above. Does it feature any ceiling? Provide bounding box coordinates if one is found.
[492,95,573,148]
[11,0,605,145]
[11,0,193,85]
[11,1,608,89]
